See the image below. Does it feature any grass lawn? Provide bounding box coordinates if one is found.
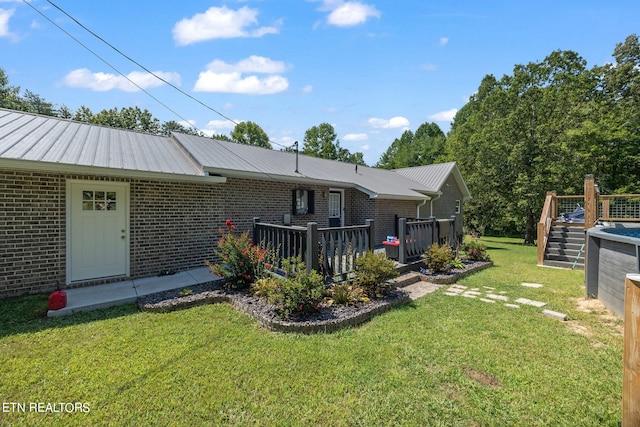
[0,237,623,426]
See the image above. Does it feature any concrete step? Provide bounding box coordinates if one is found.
[391,271,422,288]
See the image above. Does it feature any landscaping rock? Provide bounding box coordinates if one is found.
[514,298,547,307]
[542,309,568,321]
[138,282,411,334]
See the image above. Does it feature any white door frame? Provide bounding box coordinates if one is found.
[329,188,345,227]
[66,180,130,283]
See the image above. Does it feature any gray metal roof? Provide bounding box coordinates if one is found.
[173,133,432,200]
[0,108,204,178]
[394,162,472,199]
[0,108,445,199]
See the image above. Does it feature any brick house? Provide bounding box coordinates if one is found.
[395,162,472,238]
[0,109,469,297]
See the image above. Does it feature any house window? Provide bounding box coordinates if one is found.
[82,190,117,211]
[455,200,461,214]
[293,189,314,215]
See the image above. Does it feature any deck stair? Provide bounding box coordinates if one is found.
[542,225,585,269]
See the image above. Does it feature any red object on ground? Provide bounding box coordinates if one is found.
[48,290,67,310]
[382,240,399,247]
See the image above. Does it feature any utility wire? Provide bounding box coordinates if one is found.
[38,0,295,150]
[21,0,202,134]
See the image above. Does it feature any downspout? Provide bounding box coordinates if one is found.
[417,198,428,218]
[429,194,441,217]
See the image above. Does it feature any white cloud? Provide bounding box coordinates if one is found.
[428,108,458,122]
[316,1,381,27]
[439,37,449,46]
[61,68,181,92]
[343,133,368,141]
[302,85,314,93]
[0,8,14,37]
[194,56,289,95]
[202,118,239,137]
[173,6,279,46]
[421,63,437,71]
[360,144,370,150]
[205,56,287,74]
[368,116,410,129]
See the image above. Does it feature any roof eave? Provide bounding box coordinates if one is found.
[1,158,227,184]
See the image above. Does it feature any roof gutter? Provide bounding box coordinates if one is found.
[1,159,227,184]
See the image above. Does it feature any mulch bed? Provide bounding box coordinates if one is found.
[138,281,411,334]
[418,260,494,284]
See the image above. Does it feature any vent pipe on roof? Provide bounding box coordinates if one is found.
[355,164,358,174]
[294,141,299,173]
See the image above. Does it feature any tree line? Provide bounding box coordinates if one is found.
[2,33,638,243]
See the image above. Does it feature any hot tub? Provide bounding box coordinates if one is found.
[586,224,640,317]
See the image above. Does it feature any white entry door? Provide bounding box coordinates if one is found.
[329,189,344,227]
[68,181,128,282]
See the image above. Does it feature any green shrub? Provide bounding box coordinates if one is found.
[450,257,465,269]
[264,257,326,319]
[461,240,489,261]
[424,243,453,272]
[326,283,369,306]
[208,219,269,290]
[251,277,281,302]
[354,252,399,298]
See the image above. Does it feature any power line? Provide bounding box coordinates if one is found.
[36,0,295,150]
[21,0,202,134]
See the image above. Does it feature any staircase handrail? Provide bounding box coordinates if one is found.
[537,191,556,265]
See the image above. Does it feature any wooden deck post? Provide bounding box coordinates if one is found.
[623,274,640,426]
[306,222,319,274]
[366,219,375,252]
[252,217,261,245]
[449,215,457,247]
[398,218,407,264]
[584,174,597,229]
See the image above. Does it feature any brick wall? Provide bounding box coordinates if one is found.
[1,170,431,298]
[372,199,417,244]
[0,170,65,297]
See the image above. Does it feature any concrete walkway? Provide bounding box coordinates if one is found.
[47,267,217,318]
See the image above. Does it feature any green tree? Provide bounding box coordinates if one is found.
[376,122,446,169]
[302,123,366,165]
[22,90,56,116]
[90,106,161,133]
[161,120,201,136]
[231,121,271,148]
[211,133,233,142]
[447,50,599,243]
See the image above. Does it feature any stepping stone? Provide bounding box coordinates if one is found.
[522,283,544,288]
[483,286,495,290]
[514,298,547,307]
[465,291,482,296]
[461,294,477,299]
[447,288,465,294]
[498,291,508,294]
[504,304,520,309]
[470,288,480,291]
[444,292,459,296]
[542,309,568,321]
[486,294,508,301]
[479,298,495,303]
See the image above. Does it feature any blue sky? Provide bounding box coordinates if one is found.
[1,1,639,164]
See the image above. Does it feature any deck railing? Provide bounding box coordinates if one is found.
[537,175,640,265]
[253,218,374,281]
[397,216,457,264]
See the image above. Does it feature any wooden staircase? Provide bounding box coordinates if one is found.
[542,225,585,269]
